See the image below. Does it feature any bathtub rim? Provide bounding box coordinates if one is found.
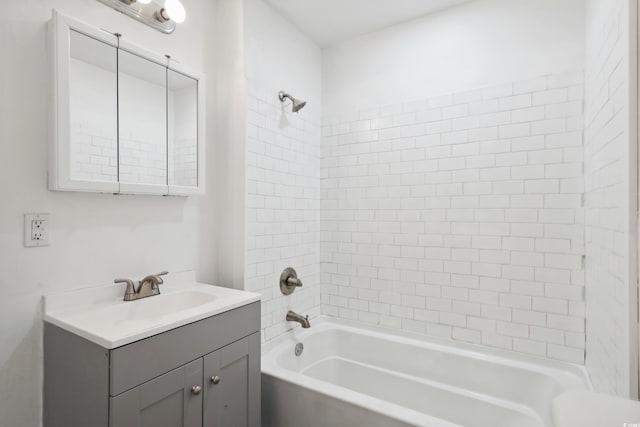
[263,315,592,388]
[262,316,592,427]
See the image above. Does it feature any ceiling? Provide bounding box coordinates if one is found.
[263,0,474,47]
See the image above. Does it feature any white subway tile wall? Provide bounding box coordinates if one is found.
[321,71,586,363]
[245,89,322,342]
[584,0,631,395]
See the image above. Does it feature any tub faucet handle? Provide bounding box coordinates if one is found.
[280,267,303,295]
[287,276,303,287]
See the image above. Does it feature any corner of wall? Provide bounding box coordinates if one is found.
[198,0,247,289]
[626,0,639,399]
[584,0,639,397]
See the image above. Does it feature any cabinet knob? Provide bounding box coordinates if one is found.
[210,375,221,385]
[191,385,202,395]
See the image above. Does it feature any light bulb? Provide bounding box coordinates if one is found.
[164,0,186,23]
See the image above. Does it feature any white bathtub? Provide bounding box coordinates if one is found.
[262,317,591,427]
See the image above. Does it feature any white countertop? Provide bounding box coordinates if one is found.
[44,276,261,349]
[552,390,640,427]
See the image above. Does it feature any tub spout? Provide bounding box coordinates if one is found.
[286,310,310,328]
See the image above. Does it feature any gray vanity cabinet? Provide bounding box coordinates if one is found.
[111,359,203,427]
[44,302,261,427]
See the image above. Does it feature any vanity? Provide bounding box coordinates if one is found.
[43,277,261,427]
[43,10,257,426]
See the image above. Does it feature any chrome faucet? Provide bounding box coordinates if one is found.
[286,310,310,328]
[114,271,169,301]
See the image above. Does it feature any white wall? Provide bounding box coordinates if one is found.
[322,0,585,113]
[243,0,322,118]
[0,1,221,425]
[584,0,638,397]
[243,0,323,341]
[205,0,246,291]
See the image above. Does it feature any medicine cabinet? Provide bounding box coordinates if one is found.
[48,11,205,196]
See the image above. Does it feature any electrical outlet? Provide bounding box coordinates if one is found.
[32,219,45,241]
[24,213,50,247]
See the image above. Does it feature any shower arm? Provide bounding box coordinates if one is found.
[279,92,292,102]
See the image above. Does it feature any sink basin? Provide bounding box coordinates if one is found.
[44,281,261,349]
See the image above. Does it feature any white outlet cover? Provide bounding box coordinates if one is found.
[24,213,50,247]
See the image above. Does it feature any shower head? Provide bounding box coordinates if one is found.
[279,91,307,113]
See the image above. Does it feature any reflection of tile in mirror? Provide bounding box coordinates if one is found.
[118,50,167,186]
[168,70,198,188]
[69,30,117,183]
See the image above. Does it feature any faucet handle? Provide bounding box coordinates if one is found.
[114,278,135,287]
[141,271,169,286]
[154,271,168,284]
[114,278,136,300]
[287,277,303,287]
[154,271,169,283]
[280,267,302,295]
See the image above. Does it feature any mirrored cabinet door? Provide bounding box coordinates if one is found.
[69,30,118,186]
[167,69,198,191]
[118,49,167,194]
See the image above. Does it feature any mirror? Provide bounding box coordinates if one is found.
[168,70,198,188]
[118,49,167,188]
[68,29,118,183]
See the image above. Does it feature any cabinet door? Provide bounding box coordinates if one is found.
[117,44,168,195]
[166,62,205,196]
[167,68,202,195]
[110,358,203,427]
[203,333,260,427]
[50,11,120,193]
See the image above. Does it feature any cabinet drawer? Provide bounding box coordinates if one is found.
[110,302,260,396]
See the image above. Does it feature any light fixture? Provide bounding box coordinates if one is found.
[96,0,187,34]
[157,0,186,24]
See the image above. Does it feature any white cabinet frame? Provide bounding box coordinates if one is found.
[48,10,206,196]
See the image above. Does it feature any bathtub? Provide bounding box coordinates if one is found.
[262,317,591,427]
